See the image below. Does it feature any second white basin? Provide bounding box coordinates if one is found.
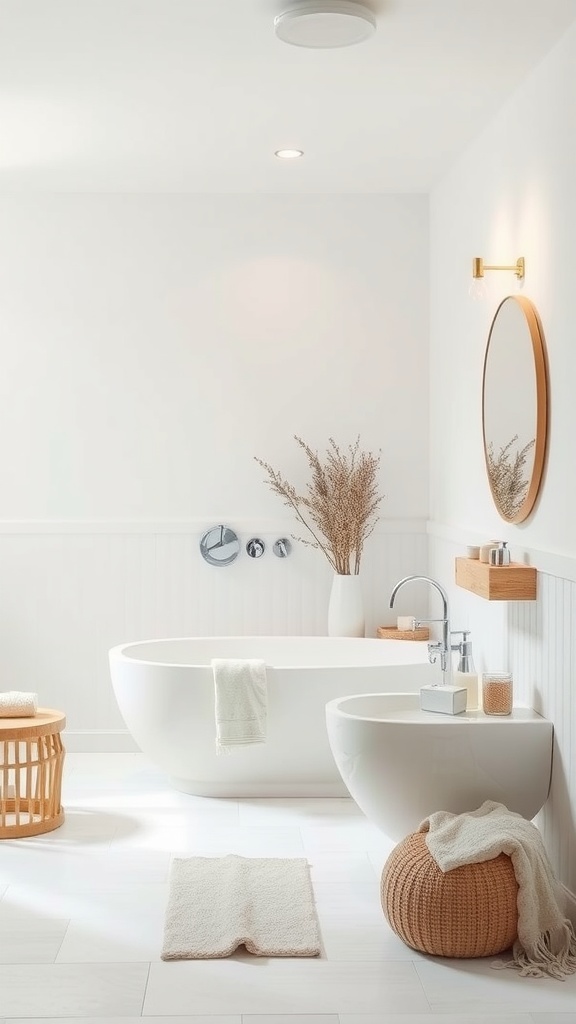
[325,691,553,841]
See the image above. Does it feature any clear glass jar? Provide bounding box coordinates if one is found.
[482,672,513,716]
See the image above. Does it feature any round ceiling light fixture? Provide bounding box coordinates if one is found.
[274,1,376,49]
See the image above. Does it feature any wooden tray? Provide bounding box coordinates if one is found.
[377,626,430,641]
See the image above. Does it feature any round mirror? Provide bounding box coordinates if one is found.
[482,295,548,523]
[199,525,240,567]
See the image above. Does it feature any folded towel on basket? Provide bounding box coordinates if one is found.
[212,658,267,753]
[0,691,38,717]
[419,799,576,979]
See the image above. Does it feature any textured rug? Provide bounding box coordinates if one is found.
[161,854,322,959]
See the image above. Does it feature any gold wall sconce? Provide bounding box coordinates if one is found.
[472,257,525,280]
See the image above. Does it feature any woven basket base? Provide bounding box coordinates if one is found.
[381,831,518,958]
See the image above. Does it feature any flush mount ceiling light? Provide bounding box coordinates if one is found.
[274,1,376,48]
[275,148,304,158]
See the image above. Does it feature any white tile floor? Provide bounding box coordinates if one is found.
[0,753,575,1022]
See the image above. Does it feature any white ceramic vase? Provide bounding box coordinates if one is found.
[327,573,365,637]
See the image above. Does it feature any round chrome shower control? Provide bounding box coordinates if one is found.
[246,538,265,558]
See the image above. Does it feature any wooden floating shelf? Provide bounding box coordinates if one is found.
[377,626,430,641]
[455,557,537,602]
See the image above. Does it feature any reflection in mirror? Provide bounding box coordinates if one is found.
[482,295,548,524]
[200,525,240,566]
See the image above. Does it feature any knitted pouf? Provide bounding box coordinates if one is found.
[381,831,518,958]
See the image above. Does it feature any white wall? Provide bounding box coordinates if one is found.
[429,21,576,900]
[0,194,430,743]
[0,194,428,521]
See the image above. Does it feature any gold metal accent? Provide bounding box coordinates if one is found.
[472,256,525,280]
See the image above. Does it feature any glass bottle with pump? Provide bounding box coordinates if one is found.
[452,630,478,710]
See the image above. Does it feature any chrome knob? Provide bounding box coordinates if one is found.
[273,538,291,558]
[246,538,265,558]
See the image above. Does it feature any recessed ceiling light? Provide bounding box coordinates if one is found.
[275,149,304,159]
[274,2,376,49]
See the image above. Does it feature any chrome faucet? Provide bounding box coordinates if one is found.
[389,574,453,683]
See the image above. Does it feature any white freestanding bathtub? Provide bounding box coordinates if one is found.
[109,636,437,796]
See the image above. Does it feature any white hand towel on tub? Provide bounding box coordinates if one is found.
[0,691,38,717]
[212,659,267,753]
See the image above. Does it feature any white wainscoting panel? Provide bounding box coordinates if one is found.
[0,520,428,750]
[509,574,576,900]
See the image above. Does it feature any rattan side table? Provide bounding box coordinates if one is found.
[0,709,66,838]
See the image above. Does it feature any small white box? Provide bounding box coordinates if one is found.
[420,684,467,715]
[397,615,415,631]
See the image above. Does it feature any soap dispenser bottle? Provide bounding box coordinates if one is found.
[453,631,479,710]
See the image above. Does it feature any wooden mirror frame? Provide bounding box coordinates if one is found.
[482,295,548,524]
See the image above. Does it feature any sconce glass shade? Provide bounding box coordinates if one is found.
[274,2,376,48]
[469,277,487,301]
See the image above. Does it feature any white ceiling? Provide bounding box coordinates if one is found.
[0,0,574,193]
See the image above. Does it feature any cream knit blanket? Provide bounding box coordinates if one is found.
[419,800,576,979]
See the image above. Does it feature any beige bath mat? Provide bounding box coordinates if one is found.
[161,854,321,959]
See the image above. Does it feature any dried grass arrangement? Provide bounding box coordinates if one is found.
[486,434,535,520]
[255,436,383,575]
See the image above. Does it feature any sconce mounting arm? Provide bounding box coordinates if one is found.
[472,257,525,280]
